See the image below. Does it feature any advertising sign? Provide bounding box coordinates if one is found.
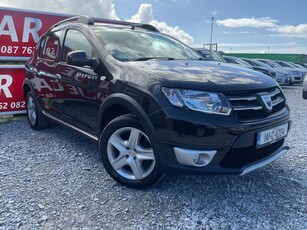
[0,7,68,60]
[0,7,119,115]
[0,7,125,61]
[0,65,26,115]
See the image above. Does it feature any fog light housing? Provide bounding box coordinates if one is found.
[174,148,217,167]
[193,154,200,164]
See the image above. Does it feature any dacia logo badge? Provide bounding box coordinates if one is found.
[261,95,273,111]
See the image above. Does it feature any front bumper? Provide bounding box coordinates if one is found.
[290,75,303,83]
[277,76,291,85]
[240,143,288,175]
[170,140,289,174]
[150,106,290,174]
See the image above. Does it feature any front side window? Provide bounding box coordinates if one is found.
[40,30,61,60]
[92,26,201,62]
[62,30,93,62]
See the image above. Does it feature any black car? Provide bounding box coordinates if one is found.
[240,58,277,79]
[23,16,291,188]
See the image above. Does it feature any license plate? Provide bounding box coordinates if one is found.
[257,123,288,148]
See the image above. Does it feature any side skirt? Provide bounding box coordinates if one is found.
[42,111,99,142]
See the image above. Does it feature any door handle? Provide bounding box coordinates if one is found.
[54,74,62,80]
[28,66,38,75]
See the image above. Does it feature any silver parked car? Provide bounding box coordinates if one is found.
[292,62,307,70]
[241,58,290,86]
[295,63,307,69]
[246,59,290,86]
[225,57,290,85]
[274,60,306,84]
[258,59,302,85]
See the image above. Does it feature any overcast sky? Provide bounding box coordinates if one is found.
[1,0,307,54]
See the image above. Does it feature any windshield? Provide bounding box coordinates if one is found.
[196,49,225,62]
[210,51,225,62]
[269,61,282,68]
[244,59,271,68]
[242,59,261,67]
[235,58,252,66]
[258,60,274,68]
[92,26,201,61]
[276,61,294,68]
[296,63,307,68]
[260,60,282,68]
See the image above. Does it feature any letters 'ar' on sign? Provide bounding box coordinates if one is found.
[0,66,26,115]
[0,7,67,59]
[0,7,108,60]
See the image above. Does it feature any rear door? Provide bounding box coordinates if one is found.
[30,30,62,112]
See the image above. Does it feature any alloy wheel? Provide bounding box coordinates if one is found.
[27,95,37,126]
[107,127,156,180]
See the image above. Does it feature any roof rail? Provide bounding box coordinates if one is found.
[92,19,159,32]
[52,15,94,28]
[77,15,95,25]
[129,23,159,32]
[51,15,159,32]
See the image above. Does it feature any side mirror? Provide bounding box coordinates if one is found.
[67,50,99,69]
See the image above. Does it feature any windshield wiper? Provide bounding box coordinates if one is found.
[133,57,175,61]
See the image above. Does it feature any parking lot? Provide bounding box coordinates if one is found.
[0,85,306,229]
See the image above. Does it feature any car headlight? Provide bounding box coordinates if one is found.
[161,87,232,115]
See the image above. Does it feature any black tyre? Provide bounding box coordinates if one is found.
[99,115,164,188]
[26,92,51,130]
[303,90,307,99]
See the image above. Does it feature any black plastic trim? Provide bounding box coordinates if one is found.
[97,93,166,169]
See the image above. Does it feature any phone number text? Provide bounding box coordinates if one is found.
[0,101,26,111]
[0,46,36,55]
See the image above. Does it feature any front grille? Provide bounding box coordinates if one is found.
[291,71,301,77]
[294,77,302,80]
[226,87,286,122]
[220,140,284,169]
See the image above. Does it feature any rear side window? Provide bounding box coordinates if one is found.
[40,31,61,60]
[62,30,93,62]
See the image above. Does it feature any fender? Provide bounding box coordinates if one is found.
[22,78,45,113]
[97,93,165,167]
[98,93,155,135]
[22,78,36,96]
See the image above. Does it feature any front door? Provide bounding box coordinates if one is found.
[53,29,104,135]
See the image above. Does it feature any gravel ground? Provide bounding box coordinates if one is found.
[0,85,306,230]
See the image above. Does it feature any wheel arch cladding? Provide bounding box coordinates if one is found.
[98,93,164,166]
[98,93,154,134]
[22,78,35,98]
